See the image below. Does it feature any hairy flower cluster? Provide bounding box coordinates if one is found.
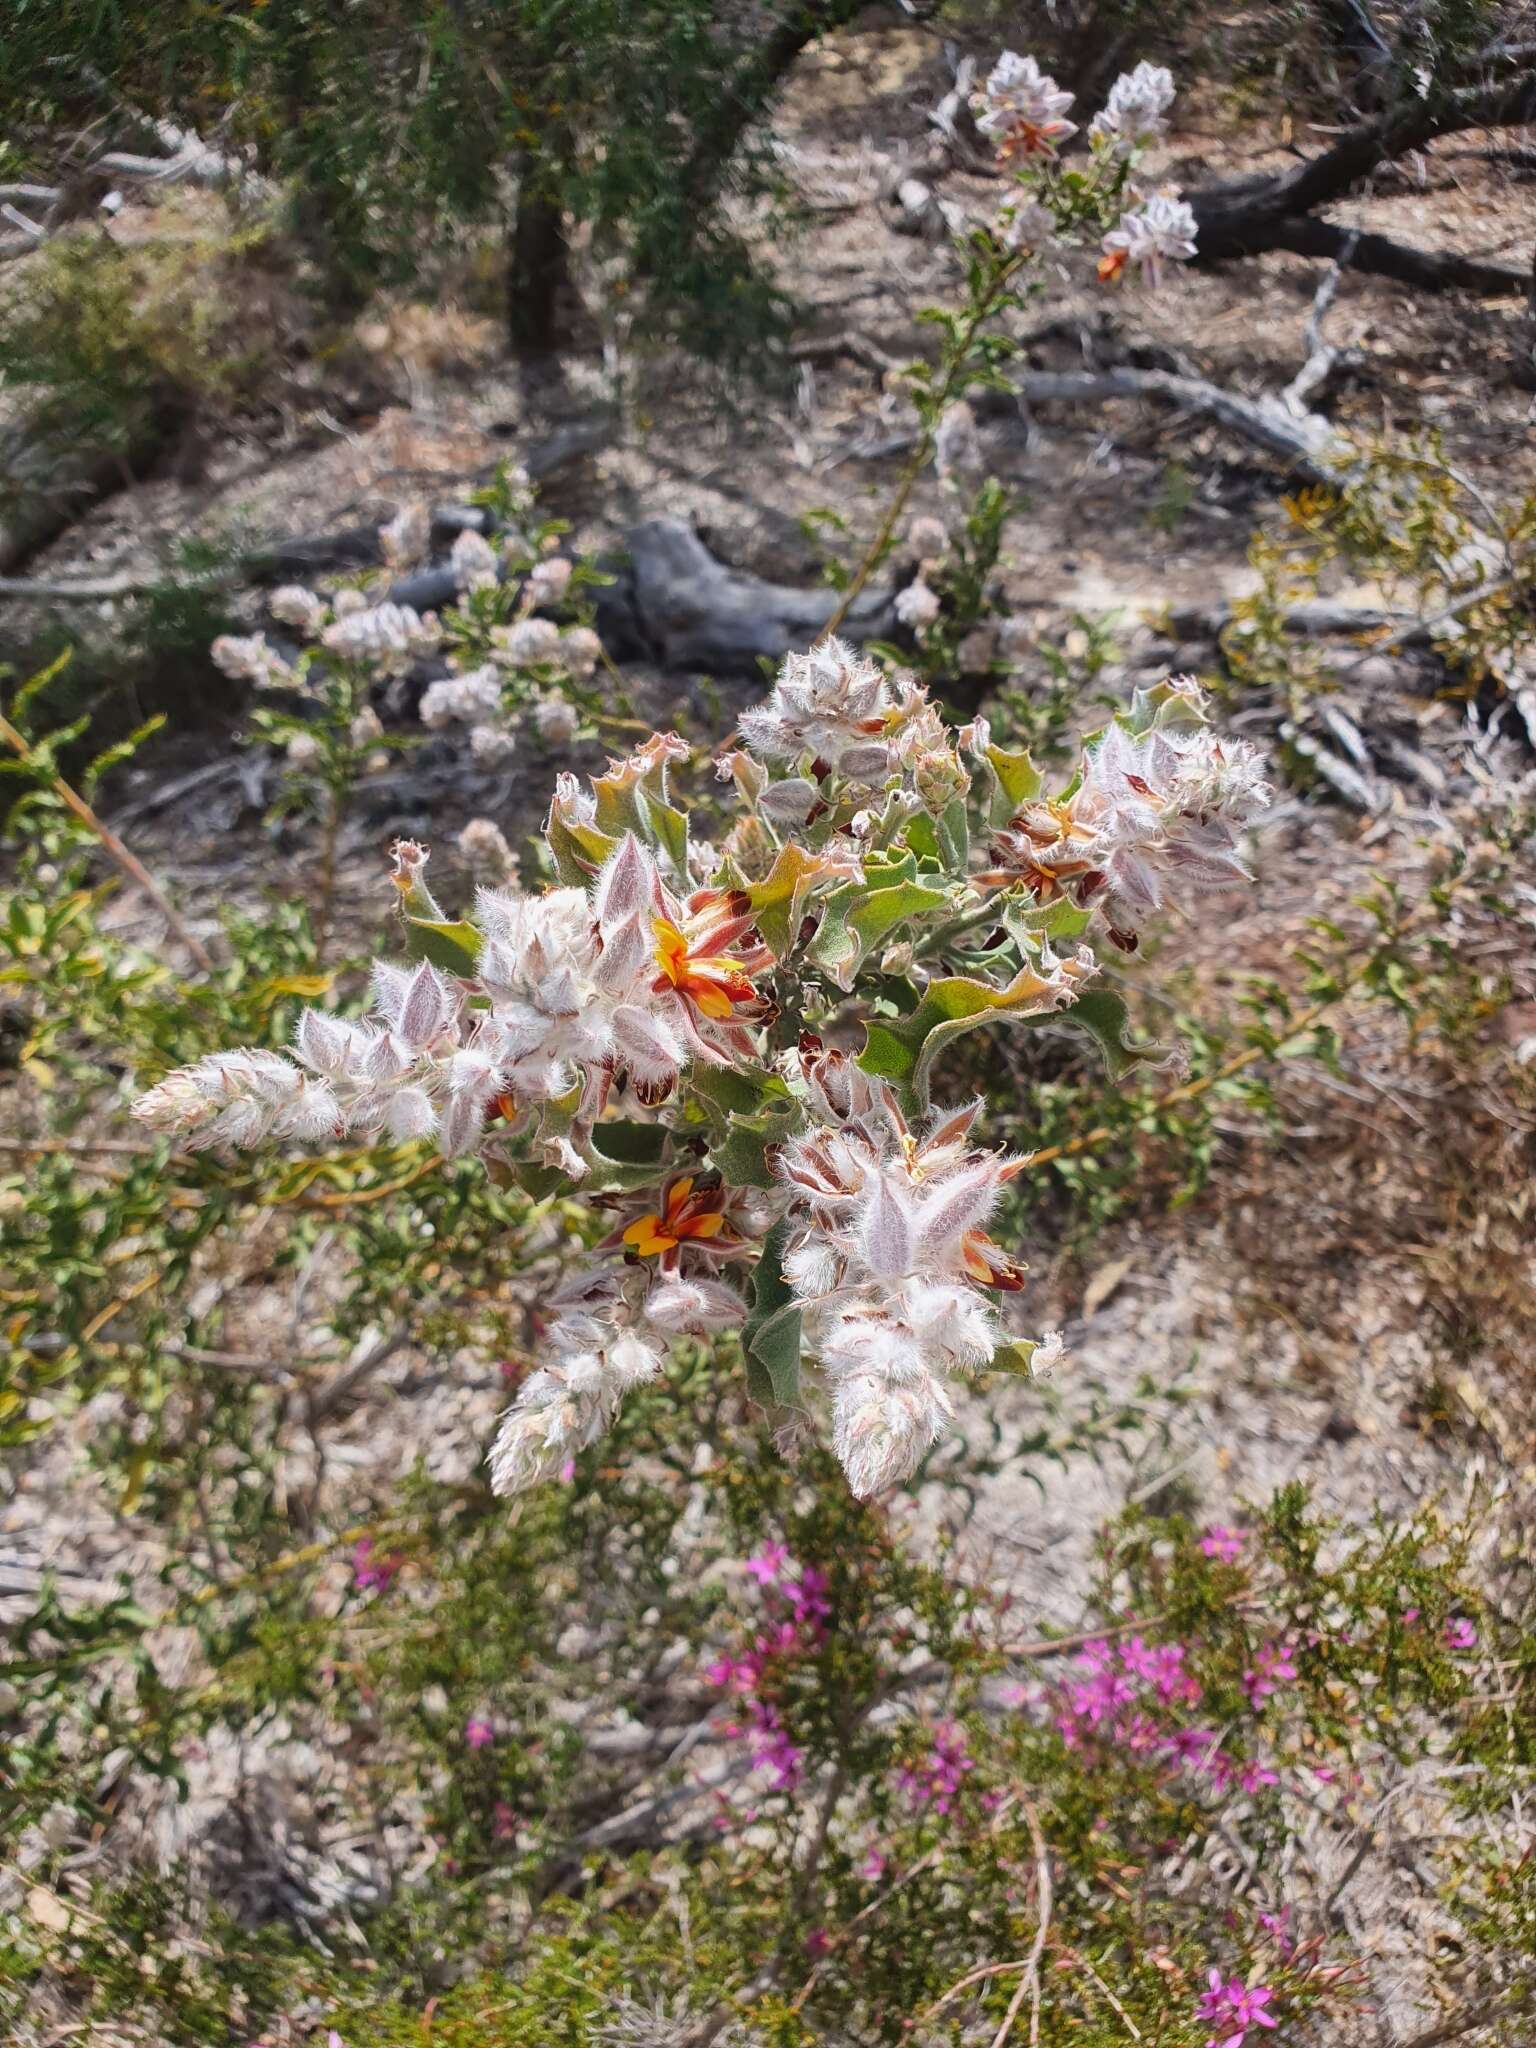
[487,1304,663,1495]
[1089,61,1176,154]
[1100,192,1199,285]
[139,616,1267,1505]
[737,637,895,781]
[211,634,297,690]
[320,600,441,673]
[775,1055,1070,1496]
[979,689,1270,946]
[971,52,1077,159]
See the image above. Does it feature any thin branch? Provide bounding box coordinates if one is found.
[0,708,214,974]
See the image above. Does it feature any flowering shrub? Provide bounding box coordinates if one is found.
[212,465,604,816]
[134,640,1270,1498]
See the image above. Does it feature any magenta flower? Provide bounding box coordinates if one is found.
[1243,1641,1298,1707]
[492,1800,517,1840]
[351,1537,403,1593]
[1238,1758,1280,1795]
[861,1848,887,1881]
[805,1926,831,1957]
[1196,1970,1278,2048]
[463,1717,495,1750]
[1445,1616,1477,1651]
[1201,1525,1248,1563]
[789,1565,832,1627]
[1257,1906,1293,1958]
[745,1541,790,1588]
[898,1722,976,1815]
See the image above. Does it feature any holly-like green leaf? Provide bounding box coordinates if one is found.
[746,843,858,960]
[589,1120,671,1168]
[404,916,483,976]
[1060,986,1165,1081]
[980,741,1043,824]
[741,1220,803,1411]
[708,1094,805,1190]
[545,807,616,883]
[806,877,949,991]
[858,958,1094,1111]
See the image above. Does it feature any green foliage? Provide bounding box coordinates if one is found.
[0,217,283,480]
[1,1,863,369]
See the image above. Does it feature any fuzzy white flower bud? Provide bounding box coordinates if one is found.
[533,692,580,744]
[268,586,327,635]
[457,817,518,882]
[380,502,430,570]
[451,528,500,594]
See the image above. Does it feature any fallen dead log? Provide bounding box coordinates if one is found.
[993,366,1343,480]
[623,518,902,672]
[1188,72,1536,284]
[1263,215,1529,297]
[392,517,903,674]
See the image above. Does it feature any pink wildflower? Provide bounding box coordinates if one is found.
[861,1848,887,1881]
[351,1537,403,1593]
[1200,1525,1247,1563]
[1238,1758,1280,1795]
[789,1565,832,1627]
[898,1722,975,1815]
[492,1801,518,1840]
[745,1541,791,1588]
[1445,1616,1477,1651]
[1243,1641,1298,1707]
[805,1926,831,1957]
[1196,1971,1278,2048]
[1257,1906,1293,1958]
[464,1717,495,1750]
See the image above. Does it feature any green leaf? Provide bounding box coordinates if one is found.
[404,916,483,976]
[741,1220,803,1410]
[746,843,856,960]
[806,877,949,991]
[857,958,1093,1111]
[986,1337,1048,1377]
[690,1063,794,1121]
[589,1121,671,1168]
[708,1094,805,1190]
[981,742,1043,822]
[546,808,616,884]
[1060,987,1165,1081]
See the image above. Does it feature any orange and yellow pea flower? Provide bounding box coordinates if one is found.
[651,915,756,1022]
[621,1176,735,1259]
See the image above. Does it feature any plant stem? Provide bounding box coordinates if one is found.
[0,709,214,974]
[821,250,1026,640]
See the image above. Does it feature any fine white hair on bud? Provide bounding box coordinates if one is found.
[457,817,517,883]
[268,585,327,636]
[211,634,297,690]
[488,1312,662,1495]
[379,501,430,569]
[533,691,580,744]
[1090,62,1176,154]
[450,527,500,593]
[894,579,941,631]
[1099,193,1199,287]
